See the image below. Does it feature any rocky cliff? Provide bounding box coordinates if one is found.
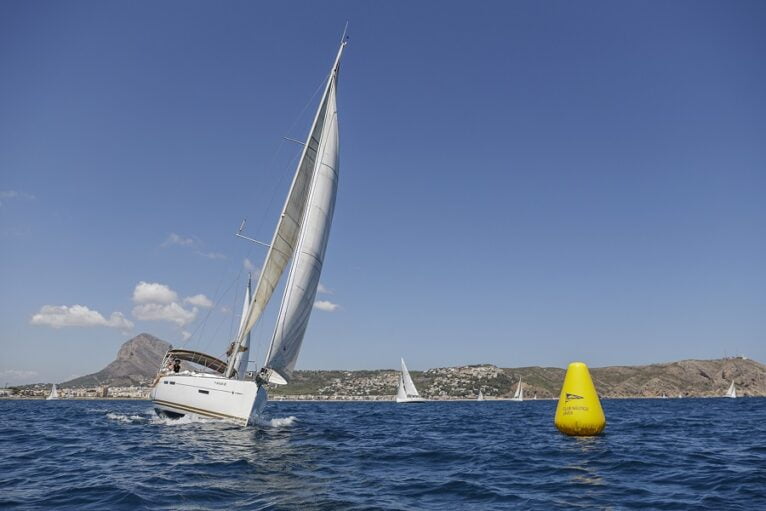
[63,333,170,387]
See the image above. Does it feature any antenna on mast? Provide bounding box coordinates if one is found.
[341,21,349,43]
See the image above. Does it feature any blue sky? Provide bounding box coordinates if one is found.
[1,1,764,385]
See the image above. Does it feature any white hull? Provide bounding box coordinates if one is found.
[150,373,266,425]
[396,396,427,403]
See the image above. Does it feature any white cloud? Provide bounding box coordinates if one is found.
[197,251,226,260]
[1,369,39,379]
[317,282,333,295]
[0,190,35,207]
[219,305,232,315]
[161,233,196,247]
[132,302,197,327]
[243,258,258,272]
[181,330,192,342]
[184,294,213,308]
[132,282,178,304]
[0,368,40,385]
[313,300,340,312]
[30,305,134,330]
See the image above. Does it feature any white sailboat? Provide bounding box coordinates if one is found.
[396,358,426,403]
[724,381,737,399]
[477,390,484,401]
[150,36,348,425]
[510,377,523,402]
[46,384,59,400]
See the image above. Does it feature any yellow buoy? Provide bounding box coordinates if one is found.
[554,361,606,436]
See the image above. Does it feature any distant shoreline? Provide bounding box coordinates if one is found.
[4,396,764,403]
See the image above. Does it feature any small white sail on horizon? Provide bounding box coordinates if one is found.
[511,377,523,402]
[477,390,484,401]
[396,358,426,403]
[46,384,59,400]
[725,381,737,399]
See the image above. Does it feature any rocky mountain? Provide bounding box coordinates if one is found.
[269,357,766,399]
[63,333,170,387]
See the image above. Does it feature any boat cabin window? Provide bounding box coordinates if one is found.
[198,390,209,395]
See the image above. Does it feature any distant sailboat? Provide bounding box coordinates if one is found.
[46,384,59,400]
[511,377,523,402]
[150,35,348,425]
[396,358,426,403]
[477,390,484,401]
[724,381,737,399]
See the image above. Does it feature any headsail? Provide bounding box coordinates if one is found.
[234,42,346,373]
[263,42,345,382]
[401,358,420,397]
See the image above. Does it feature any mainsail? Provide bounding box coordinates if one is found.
[396,375,408,401]
[401,358,420,397]
[513,378,523,400]
[725,381,737,398]
[230,276,252,379]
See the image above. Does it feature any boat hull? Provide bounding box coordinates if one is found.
[150,373,264,425]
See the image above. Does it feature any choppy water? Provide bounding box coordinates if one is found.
[1,398,764,510]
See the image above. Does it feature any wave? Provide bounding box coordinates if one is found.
[105,412,148,424]
[148,413,218,426]
[255,415,297,428]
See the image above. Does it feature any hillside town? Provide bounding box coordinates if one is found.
[4,355,764,400]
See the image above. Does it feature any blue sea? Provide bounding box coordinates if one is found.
[1,398,764,510]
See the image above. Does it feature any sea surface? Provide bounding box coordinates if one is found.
[1,398,764,510]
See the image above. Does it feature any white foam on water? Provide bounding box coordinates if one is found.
[148,412,219,426]
[105,412,147,424]
[255,415,297,428]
